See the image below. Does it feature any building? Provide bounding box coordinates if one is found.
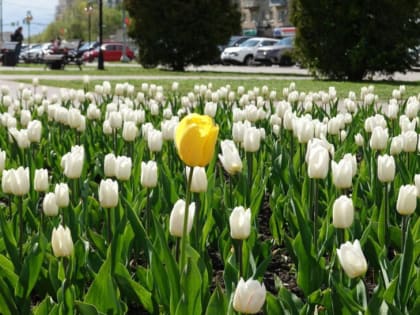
[240,0,292,37]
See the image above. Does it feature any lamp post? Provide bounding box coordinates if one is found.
[120,8,129,62]
[98,0,104,70]
[84,3,93,44]
[24,10,32,46]
[23,10,32,62]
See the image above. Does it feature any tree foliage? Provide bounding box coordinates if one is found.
[124,0,241,71]
[33,0,122,43]
[291,0,420,80]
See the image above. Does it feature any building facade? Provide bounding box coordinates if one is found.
[240,0,292,37]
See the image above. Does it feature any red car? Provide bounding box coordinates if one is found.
[82,43,135,62]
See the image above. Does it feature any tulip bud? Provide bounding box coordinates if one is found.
[104,153,117,177]
[51,225,74,257]
[369,127,388,151]
[9,167,30,196]
[233,278,266,314]
[354,133,364,147]
[27,120,42,143]
[219,140,243,175]
[377,154,395,183]
[141,161,158,188]
[169,199,195,237]
[34,168,49,192]
[186,166,208,193]
[415,174,420,198]
[332,195,354,228]
[0,150,6,174]
[307,144,330,179]
[390,136,404,155]
[401,131,417,153]
[396,185,417,215]
[61,145,84,179]
[54,183,70,208]
[20,109,31,127]
[109,111,122,129]
[229,206,251,240]
[331,159,353,189]
[122,121,138,142]
[147,129,163,152]
[243,126,261,152]
[99,179,119,208]
[43,192,59,217]
[115,156,132,181]
[337,240,368,279]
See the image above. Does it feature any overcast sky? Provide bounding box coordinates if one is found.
[2,0,58,36]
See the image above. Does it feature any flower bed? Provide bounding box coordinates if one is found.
[0,80,419,314]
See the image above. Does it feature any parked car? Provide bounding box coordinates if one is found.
[20,43,53,63]
[220,37,278,65]
[255,36,295,66]
[82,43,134,62]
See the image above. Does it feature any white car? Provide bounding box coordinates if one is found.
[221,37,278,65]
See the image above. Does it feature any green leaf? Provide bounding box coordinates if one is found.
[332,279,364,313]
[114,263,154,313]
[0,210,19,268]
[398,223,414,307]
[0,255,18,288]
[0,277,18,315]
[176,258,202,315]
[383,277,398,305]
[74,301,104,315]
[205,285,228,315]
[265,292,283,315]
[33,295,54,315]
[15,235,46,300]
[84,258,123,314]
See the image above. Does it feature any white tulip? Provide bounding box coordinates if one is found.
[337,240,368,278]
[229,206,251,240]
[51,225,74,257]
[233,278,266,314]
[169,199,195,237]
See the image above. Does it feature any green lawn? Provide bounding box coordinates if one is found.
[18,77,420,101]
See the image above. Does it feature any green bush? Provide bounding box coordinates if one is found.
[291,0,420,80]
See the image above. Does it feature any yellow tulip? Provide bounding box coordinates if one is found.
[175,114,219,167]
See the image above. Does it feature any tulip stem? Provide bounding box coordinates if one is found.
[336,228,344,246]
[107,207,112,244]
[246,152,253,207]
[235,239,243,278]
[382,183,389,247]
[18,196,24,261]
[401,216,410,252]
[313,179,318,250]
[179,167,194,273]
[145,188,151,233]
[113,129,117,155]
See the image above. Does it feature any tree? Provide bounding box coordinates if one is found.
[33,0,122,43]
[291,0,420,80]
[124,0,241,71]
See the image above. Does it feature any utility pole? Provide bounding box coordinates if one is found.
[98,0,104,70]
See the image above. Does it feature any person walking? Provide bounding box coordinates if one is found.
[12,27,24,64]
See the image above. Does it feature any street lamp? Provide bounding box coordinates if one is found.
[120,8,129,62]
[84,3,93,44]
[24,10,32,46]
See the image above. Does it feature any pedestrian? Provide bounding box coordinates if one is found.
[12,27,24,64]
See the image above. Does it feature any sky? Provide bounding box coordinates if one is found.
[2,0,58,36]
